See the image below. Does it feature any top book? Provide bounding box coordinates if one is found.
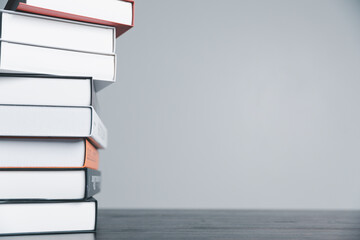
[5,0,134,37]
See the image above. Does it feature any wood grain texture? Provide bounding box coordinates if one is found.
[95,210,360,240]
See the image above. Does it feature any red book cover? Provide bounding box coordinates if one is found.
[7,0,134,38]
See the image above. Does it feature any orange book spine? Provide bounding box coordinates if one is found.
[83,140,99,170]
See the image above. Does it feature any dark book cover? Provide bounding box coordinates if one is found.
[86,168,101,198]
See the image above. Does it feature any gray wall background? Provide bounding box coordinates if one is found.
[2,0,360,209]
[96,0,360,209]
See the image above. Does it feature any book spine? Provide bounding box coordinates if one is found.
[90,108,108,148]
[83,140,99,170]
[85,169,101,198]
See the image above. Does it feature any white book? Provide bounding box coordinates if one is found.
[0,10,116,54]
[0,199,97,235]
[0,138,96,168]
[0,40,116,91]
[0,169,100,200]
[0,74,96,107]
[0,233,95,240]
[0,105,107,148]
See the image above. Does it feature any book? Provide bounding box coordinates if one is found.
[0,74,97,107]
[0,10,116,54]
[0,233,95,239]
[0,168,100,200]
[0,40,116,91]
[0,105,107,148]
[0,198,97,235]
[5,0,134,37]
[0,138,99,169]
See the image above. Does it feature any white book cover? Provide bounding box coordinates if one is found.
[0,10,116,54]
[0,138,94,168]
[0,40,116,91]
[0,105,107,148]
[0,200,97,235]
[0,73,97,107]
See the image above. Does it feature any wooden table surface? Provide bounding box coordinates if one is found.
[2,210,360,240]
[96,209,360,240]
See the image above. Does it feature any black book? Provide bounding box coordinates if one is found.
[0,168,101,200]
[0,198,97,236]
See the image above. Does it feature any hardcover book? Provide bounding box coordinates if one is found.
[5,0,134,37]
[0,168,101,200]
[0,73,98,107]
[0,105,107,148]
[0,233,96,239]
[0,40,116,91]
[0,138,99,169]
[0,10,116,54]
[0,198,97,235]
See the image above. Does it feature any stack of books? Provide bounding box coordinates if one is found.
[0,0,134,236]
